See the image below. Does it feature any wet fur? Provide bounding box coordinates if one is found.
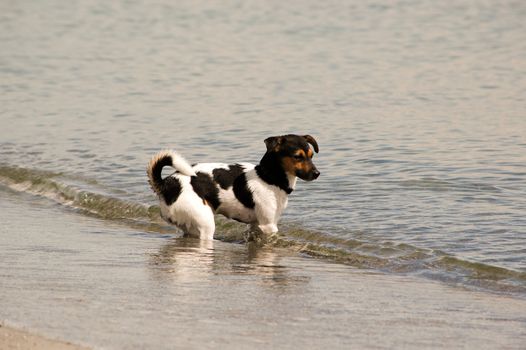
[147,134,320,240]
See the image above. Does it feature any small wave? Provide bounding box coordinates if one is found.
[271,225,526,295]
[1,164,525,297]
[0,164,160,223]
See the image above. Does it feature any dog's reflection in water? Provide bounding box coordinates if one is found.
[149,237,214,281]
[149,237,307,287]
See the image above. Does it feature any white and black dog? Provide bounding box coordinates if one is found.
[147,134,320,240]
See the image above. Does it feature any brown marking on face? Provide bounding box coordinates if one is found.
[307,148,313,158]
[281,156,297,175]
[282,150,314,176]
[295,150,306,158]
[295,160,312,173]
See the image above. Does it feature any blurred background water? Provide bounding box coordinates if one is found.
[2,0,525,272]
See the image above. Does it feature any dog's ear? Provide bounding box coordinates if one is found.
[303,135,319,153]
[264,136,283,152]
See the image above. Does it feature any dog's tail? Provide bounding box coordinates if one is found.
[147,150,196,195]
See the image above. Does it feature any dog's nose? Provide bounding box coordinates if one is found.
[313,169,320,179]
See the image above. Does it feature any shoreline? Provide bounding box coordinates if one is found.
[0,324,88,350]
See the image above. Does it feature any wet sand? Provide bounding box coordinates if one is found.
[0,324,88,350]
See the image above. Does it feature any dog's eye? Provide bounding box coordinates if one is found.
[293,155,304,160]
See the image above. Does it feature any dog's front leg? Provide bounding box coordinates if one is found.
[253,202,281,235]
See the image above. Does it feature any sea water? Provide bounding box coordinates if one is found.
[1,1,526,348]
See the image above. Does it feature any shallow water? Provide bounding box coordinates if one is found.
[1,0,526,347]
[2,189,526,349]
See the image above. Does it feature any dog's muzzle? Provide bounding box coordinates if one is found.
[300,168,320,181]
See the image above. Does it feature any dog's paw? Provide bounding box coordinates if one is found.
[257,223,278,235]
[245,229,279,246]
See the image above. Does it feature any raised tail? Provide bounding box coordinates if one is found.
[147,150,196,195]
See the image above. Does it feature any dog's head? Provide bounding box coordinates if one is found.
[264,134,320,181]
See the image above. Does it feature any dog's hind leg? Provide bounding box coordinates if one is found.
[198,217,215,240]
[257,223,278,235]
[189,204,215,240]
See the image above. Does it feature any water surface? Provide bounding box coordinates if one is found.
[1,0,526,348]
[1,188,526,349]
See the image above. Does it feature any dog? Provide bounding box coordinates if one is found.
[147,134,320,240]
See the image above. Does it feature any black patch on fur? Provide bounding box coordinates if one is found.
[302,135,319,153]
[278,135,313,156]
[233,173,255,209]
[213,164,245,190]
[150,155,173,190]
[162,176,182,205]
[256,152,293,194]
[191,172,221,210]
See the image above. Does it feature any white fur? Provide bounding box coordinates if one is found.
[166,150,196,176]
[246,170,295,234]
